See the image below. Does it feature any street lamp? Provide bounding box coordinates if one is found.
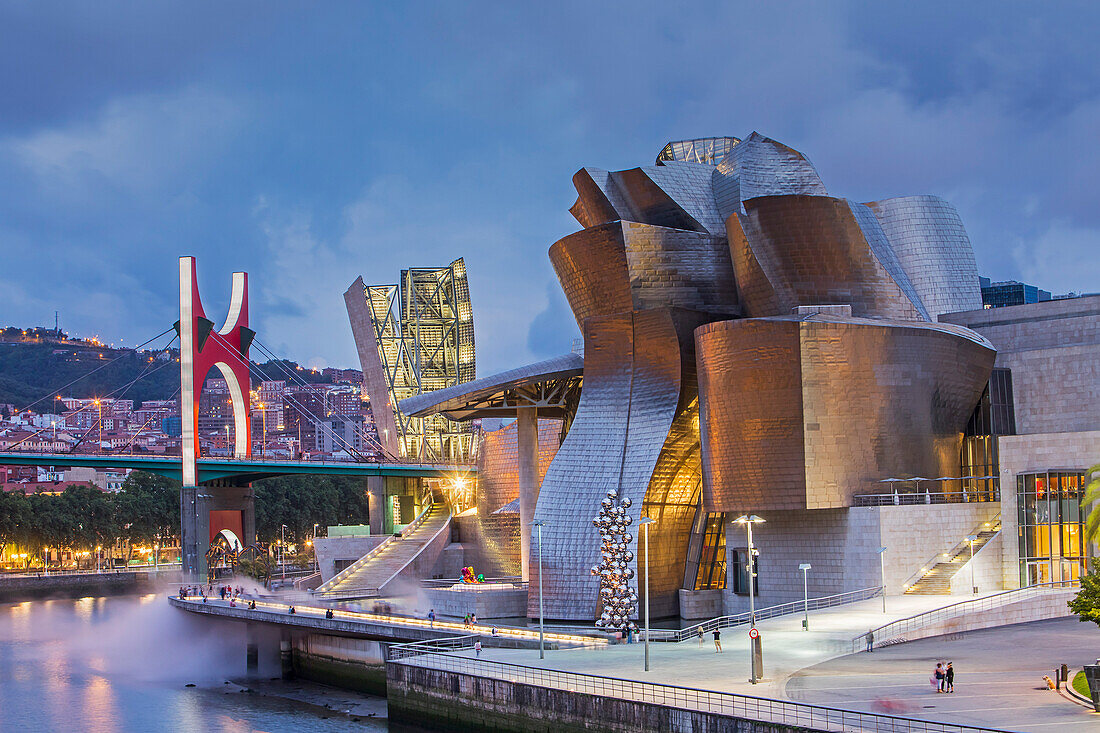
[258,402,267,456]
[281,524,287,580]
[966,535,978,594]
[225,425,231,457]
[877,547,888,612]
[799,563,811,630]
[313,523,320,573]
[735,514,765,684]
[532,520,545,659]
[94,399,102,453]
[638,517,655,672]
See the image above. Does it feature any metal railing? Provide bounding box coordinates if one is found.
[851,580,1079,653]
[651,586,883,642]
[314,503,438,596]
[0,563,181,579]
[389,634,482,659]
[0,448,474,471]
[388,641,1013,733]
[420,576,528,590]
[853,490,999,507]
[900,515,1000,593]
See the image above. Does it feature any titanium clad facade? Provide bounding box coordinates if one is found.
[868,196,983,317]
[695,316,996,512]
[727,195,927,321]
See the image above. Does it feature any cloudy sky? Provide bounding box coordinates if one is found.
[1,2,1097,375]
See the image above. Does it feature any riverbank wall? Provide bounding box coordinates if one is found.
[292,634,388,696]
[0,569,182,602]
[385,661,826,733]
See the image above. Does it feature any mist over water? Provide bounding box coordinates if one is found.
[0,592,386,732]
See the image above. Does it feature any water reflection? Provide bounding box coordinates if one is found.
[0,594,387,732]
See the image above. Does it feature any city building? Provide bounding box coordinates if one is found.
[979,277,1051,308]
[343,258,476,462]
[403,132,1099,624]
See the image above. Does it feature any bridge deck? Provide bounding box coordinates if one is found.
[168,596,603,647]
[0,452,474,483]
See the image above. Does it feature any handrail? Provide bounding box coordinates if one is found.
[314,503,446,598]
[853,490,999,506]
[900,514,1000,593]
[314,505,436,594]
[651,586,883,642]
[852,580,1079,652]
[388,640,1014,733]
[373,508,453,596]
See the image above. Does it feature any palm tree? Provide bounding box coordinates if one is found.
[1081,464,1100,544]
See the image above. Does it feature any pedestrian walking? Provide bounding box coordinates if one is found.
[865,630,874,652]
[945,662,954,693]
[474,640,482,658]
[713,629,722,652]
[698,628,705,644]
[428,609,435,628]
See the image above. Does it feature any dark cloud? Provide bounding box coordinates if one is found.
[0,2,1096,375]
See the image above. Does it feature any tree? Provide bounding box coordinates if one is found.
[1069,568,1100,626]
[253,475,370,544]
[0,490,29,560]
[1081,464,1100,544]
[115,471,180,563]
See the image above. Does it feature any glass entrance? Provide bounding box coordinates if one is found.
[1018,471,1087,586]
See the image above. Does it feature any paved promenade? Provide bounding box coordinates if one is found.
[787,618,1100,731]
[476,595,971,698]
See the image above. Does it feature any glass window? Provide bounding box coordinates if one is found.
[1018,470,1088,586]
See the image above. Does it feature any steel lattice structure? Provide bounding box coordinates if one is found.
[347,258,475,462]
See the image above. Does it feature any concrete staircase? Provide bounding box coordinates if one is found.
[314,504,451,600]
[905,516,1001,595]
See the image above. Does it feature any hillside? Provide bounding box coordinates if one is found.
[0,341,332,413]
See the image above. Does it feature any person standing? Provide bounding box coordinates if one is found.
[713,629,722,653]
[934,663,944,692]
[474,640,482,658]
[945,662,954,693]
[865,630,874,652]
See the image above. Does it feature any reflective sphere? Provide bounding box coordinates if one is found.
[621,497,632,508]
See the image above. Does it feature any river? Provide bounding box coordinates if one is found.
[0,593,389,732]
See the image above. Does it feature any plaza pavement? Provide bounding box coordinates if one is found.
[468,593,1093,731]
[786,617,1100,731]
[477,594,979,698]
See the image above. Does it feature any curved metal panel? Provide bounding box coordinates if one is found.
[697,315,995,512]
[728,195,926,320]
[868,195,984,317]
[711,131,828,220]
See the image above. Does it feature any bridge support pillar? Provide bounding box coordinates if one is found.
[517,406,539,583]
[280,635,294,680]
[181,483,256,580]
[367,476,385,535]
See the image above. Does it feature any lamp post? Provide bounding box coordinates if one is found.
[532,520,545,659]
[638,517,655,672]
[281,524,287,580]
[96,545,101,574]
[735,514,765,683]
[877,546,888,612]
[313,523,320,573]
[259,402,267,457]
[225,425,231,457]
[799,563,811,630]
[94,399,102,453]
[966,534,978,594]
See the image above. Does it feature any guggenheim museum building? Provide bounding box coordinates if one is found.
[401,133,1100,623]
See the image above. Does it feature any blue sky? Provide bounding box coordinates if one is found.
[1,2,1097,375]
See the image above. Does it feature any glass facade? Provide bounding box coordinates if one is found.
[1017,471,1088,586]
[960,367,1016,501]
[682,508,727,591]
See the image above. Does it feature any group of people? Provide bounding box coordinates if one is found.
[932,662,955,693]
[463,613,478,628]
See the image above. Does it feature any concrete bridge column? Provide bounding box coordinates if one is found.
[517,406,539,583]
[181,485,212,579]
[367,476,385,535]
